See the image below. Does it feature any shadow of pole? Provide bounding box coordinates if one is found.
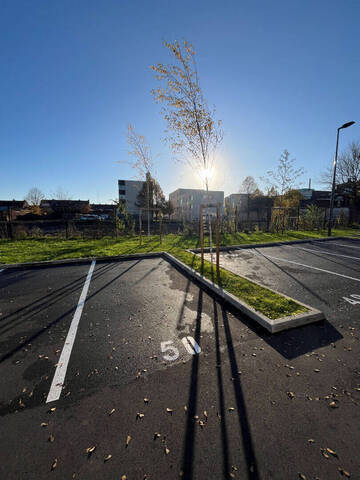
[181,289,202,480]
[221,306,260,479]
[213,299,231,477]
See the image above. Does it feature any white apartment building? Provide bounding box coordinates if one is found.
[118,179,145,215]
[169,188,224,221]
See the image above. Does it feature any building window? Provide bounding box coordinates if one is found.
[119,189,126,195]
[119,180,125,186]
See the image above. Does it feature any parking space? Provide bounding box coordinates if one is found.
[1,253,360,479]
[205,238,360,327]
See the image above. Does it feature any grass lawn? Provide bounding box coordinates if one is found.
[1,227,358,320]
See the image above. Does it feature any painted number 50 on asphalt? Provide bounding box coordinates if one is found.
[161,337,201,361]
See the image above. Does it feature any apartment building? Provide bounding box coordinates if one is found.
[118,179,145,215]
[169,188,224,221]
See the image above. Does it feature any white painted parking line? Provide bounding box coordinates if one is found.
[287,245,360,261]
[330,242,360,250]
[46,260,96,403]
[256,251,360,283]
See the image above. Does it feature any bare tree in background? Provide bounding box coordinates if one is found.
[240,176,259,222]
[321,141,360,222]
[150,40,223,191]
[263,150,304,205]
[126,123,153,239]
[25,187,45,206]
[51,187,73,200]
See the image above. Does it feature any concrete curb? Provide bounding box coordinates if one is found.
[0,252,163,270]
[163,252,324,334]
[190,235,357,254]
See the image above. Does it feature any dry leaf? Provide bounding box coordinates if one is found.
[326,447,337,457]
[154,432,161,440]
[144,398,149,404]
[109,408,115,416]
[287,392,295,399]
[204,410,208,419]
[41,422,48,427]
[166,408,173,414]
[314,369,320,373]
[299,474,306,480]
[136,412,144,419]
[49,407,56,413]
[48,434,55,443]
[164,446,170,455]
[228,407,235,411]
[184,406,188,413]
[85,446,96,454]
[51,458,58,471]
[329,401,339,408]
[104,454,112,462]
[308,439,315,444]
[126,435,131,447]
[321,449,329,459]
[22,387,27,393]
[338,468,351,477]
[122,476,127,480]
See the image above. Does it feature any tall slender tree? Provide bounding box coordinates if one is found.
[126,123,153,239]
[150,40,223,191]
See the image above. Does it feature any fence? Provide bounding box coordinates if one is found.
[0,218,191,240]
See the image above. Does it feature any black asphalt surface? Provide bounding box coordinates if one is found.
[1,246,360,480]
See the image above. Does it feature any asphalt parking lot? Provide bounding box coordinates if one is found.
[1,249,360,479]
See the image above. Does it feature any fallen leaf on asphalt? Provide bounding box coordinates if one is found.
[184,406,188,413]
[204,410,208,420]
[166,408,173,414]
[314,369,320,373]
[122,476,127,480]
[164,447,170,455]
[326,447,337,457]
[287,392,295,399]
[308,439,315,443]
[198,420,205,428]
[104,454,112,462]
[228,407,235,411]
[109,408,115,416]
[41,423,48,427]
[48,434,55,443]
[85,446,96,454]
[51,458,58,471]
[144,398,149,404]
[338,468,351,477]
[22,387,27,393]
[126,435,131,447]
[321,448,329,459]
[19,399,25,407]
[329,401,339,408]
[299,474,306,480]
[229,473,235,478]
[153,432,161,439]
[48,407,56,413]
[136,412,144,419]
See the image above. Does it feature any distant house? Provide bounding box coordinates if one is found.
[0,200,29,221]
[40,199,90,218]
[90,204,116,219]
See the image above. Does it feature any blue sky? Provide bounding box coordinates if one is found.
[1,0,359,202]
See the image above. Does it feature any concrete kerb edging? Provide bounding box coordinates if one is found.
[163,252,325,334]
[0,252,164,270]
[190,235,357,254]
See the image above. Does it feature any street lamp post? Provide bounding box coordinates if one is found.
[327,121,355,237]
